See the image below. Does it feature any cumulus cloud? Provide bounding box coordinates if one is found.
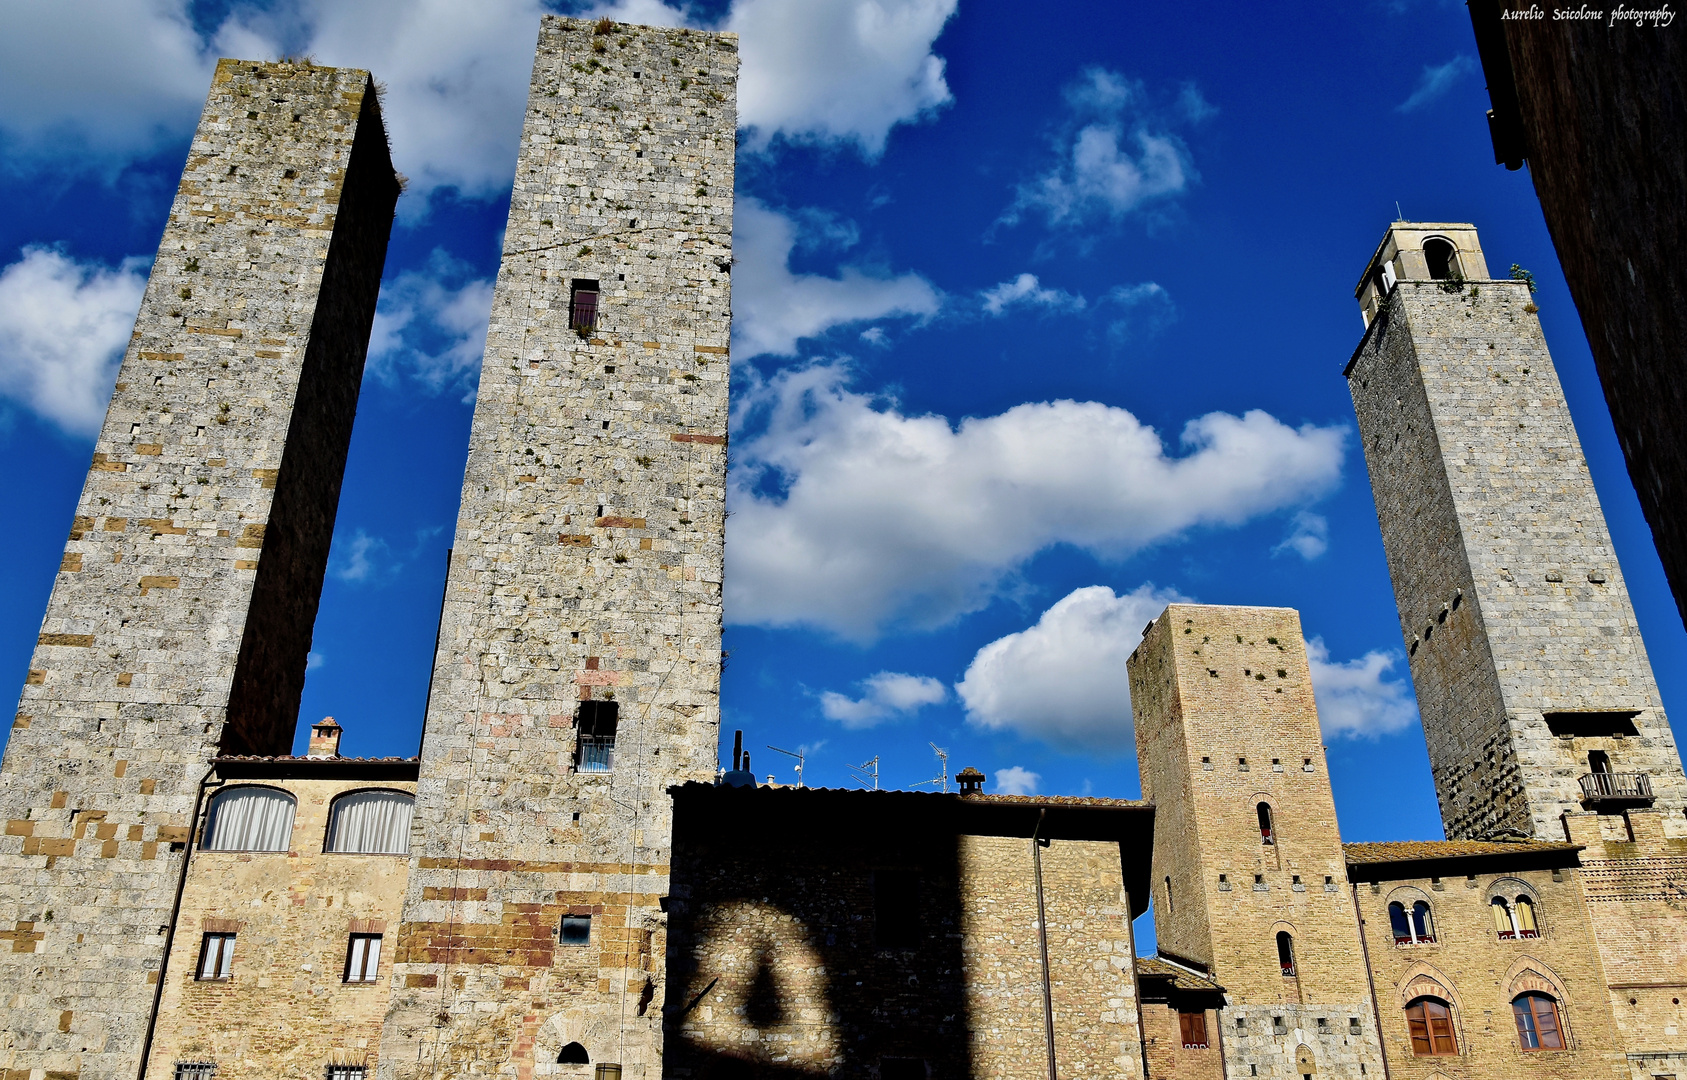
[0,247,147,435]
[5,0,956,188]
[330,529,395,583]
[980,273,1085,316]
[726,362,1346,639]
[818,671,947,728]
[366,251,494,397]
[956,584,1187,753]
[1397,56,1475,113]
[1274,511,1330,560]
[1306,636,1419,738]
[1004,67,1203,230]
[1103,282,1174,344]
[733,198,940,358]
[993,765,1040,796]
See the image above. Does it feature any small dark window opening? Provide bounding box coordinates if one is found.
[1546,711,1640,737]
[1277,931,1296,977]
[1258,803,1275,845]
[570,279,601,332]
[1180,1011,1210,1049]
[1589,750,1612,774]
[1424,238,1460,281]
[873,869,921,949]
[561,914,592,945]
[575,701,618,773]
[1165,875,1173,912]
[558,1043,590,1064]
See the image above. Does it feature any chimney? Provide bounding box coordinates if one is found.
[308,716,343,758]
[956,767,986,794]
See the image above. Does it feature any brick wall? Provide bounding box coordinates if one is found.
[380,18,736,1080]
[0,60,396,1080]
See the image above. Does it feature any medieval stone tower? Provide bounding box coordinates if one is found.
[0,61,397,1080]
[1346,221,1687,844]
[378,17,735,1080]
[1129,604,1385,1079]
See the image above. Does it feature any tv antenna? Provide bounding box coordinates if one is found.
[845,755,881,791]
[765,744,806,788]
[909,742,951,793]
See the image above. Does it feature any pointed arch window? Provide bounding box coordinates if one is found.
[558,1043,590,1065]
[203,786,295,852]
[1512,992,1565,1050]
[1405,997,1458,1056]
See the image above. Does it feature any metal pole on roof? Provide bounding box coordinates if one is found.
[766,744,805,788]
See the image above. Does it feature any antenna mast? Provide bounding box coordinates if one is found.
[908,742,951,792]
[765,744,806,788]
[846,755,880,791]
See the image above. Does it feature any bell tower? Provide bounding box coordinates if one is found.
[1346,221,1687,842]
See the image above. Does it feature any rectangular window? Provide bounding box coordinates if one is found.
[325,1068,366,1080]
[196,933,234,981]
[561,914,592,946]
[593,1065,621,1080]
[1179,1011,1209,1048]
[175,1064,215,1080]
[873,869,921,949]
[343,934,382,983]
[574,701,618,773]
[570,280,601,333]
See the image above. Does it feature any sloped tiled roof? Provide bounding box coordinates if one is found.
[1136,955,1224,993]
[1344,839,1580,865]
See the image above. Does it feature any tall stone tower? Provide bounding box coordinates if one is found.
[1130,604,1385,1080]
[1346,222,1687,843]
[380,17,735,1080]
[0,61,397,1080]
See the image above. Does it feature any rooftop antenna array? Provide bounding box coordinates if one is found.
[909,742,951,793]
[766,744,806,788]
[845,755,881,791]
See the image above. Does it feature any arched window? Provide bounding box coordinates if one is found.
[325,790,415,854]
[1588,749,1611,774]
[1389,900,1435,944]
[558,1043,590,1065]
[203,786,295,852]
[1389,902,1412,942]
[1514,896,1538,938]
[1412,900,1435,942]
[1257,803,1275,845]
[1405,997,1458,1056]
[1493,897,1516,939]
[1512,992,1565,1050]
[1423,238,1461,281]
[1277,931,1296,977]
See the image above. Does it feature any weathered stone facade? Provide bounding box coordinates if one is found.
[1129,604,1387,1079]
[0,59,396,1080]
[1347,841,1626,1078]
[141,734,418,1080]
[379,17,736,1080]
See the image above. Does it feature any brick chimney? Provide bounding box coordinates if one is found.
[307,716,343,758]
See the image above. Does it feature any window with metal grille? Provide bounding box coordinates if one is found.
[326,1067,366,1080]
[1405,997,1458,1056]
[343,933,382,983]
[1179,1010,1209,1049]
[574,701,617,773]
[1513,992,1565,1050]
[196,933,235,981]
[570,280,601,333]
[175,1063,215,1080]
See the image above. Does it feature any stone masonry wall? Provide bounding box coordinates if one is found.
[142,774,415,1080]
[1129,604,1386,1079]
[1347,256,1687,841]
[0,61,395,1080]
[1353,861,1625,1079]
[380,18,735,1080]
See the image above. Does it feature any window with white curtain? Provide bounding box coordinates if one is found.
[203,787,295,852]
[325,790,414,855]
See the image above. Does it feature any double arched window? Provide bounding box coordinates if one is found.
[1405,997,1458,1056]
[325,790,415,854]
[1512,992,1565,1050]
[1388,900,1435,945]
[203,786,295,852]
[1492,895,1539,939]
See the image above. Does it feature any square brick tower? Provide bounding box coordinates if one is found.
[379,18,735,1080]
[1130,604,1385,1079]
[0,61,397,1080]
[1345,222,1687,843]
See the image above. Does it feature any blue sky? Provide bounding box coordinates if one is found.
[2,0,1683,864]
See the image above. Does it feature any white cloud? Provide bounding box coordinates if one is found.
[306,650,326,671]
[993,765,1040,796]
[330,529,394,583]
[1104,282,1174,343]
[1397,56,1474,113]
[956,584,1187,753]
[726,362,1346,639]
[0,247,147,435]
[366,251,494,396]
[733,198,940,358]
[1306,636,1419,738]
[818,671,947,729]
[980,273,1085,316]
[1274,511,1329,560]
[1005,67,1199,229]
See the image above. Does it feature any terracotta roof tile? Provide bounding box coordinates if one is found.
[1343,839,1580,865]
[1136,955,1224,993]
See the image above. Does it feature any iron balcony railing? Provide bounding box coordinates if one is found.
[576,737,615,773]
[1578,771,1653,803]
